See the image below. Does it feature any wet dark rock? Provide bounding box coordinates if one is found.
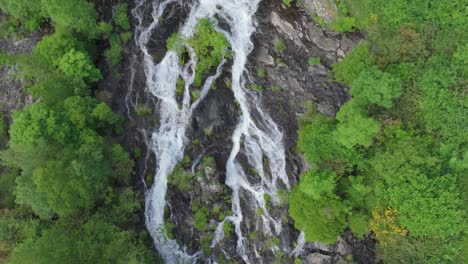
[98,0,375,263]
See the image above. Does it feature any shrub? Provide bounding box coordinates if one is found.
[274,39,286,52]
[331,17,357,33]
[332,42,373,84]
[193,207,209,232]
[308,57,320,65]
[289,186,347,244]
[58,49,102,83]
[347,213,370,238]
[350,66,402,109]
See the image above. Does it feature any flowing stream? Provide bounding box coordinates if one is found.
[132,0,290,262]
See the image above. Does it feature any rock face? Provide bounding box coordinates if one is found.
[99,0,374,263]
[0,32,41,118]
[301,0,339,25]
[305,253,332,264]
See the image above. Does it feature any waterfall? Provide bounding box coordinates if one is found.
[131,0,290,262]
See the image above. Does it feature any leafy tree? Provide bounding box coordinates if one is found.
[2,97,130,218]
[289,186,347,244]
[33,33,85,66]
[385,174,464,238]
[333,101,380,148]
[298,113,350,171]
[333,42,373,84]
[9,218,157,264]
[298,169,337,200]
[350,66,402,109]
[0,0,44,31]
[377,236,464,264]
[347,213,370,238]
[58,49,102,83]
[41,0,97,36]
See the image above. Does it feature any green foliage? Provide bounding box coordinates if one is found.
[282,0,293,7]
[0,168,19,208]
[3,97,129,218]
[331,16,356,33]
[274,39,286,52]
[257,68,266,78]
[193,206,209,232]
[348,213,370,238]
[223,221,233,237]
[135,105,152,117]
[0,0,44,32]
[308,57,320,66]
[114,4,130,31]
[58,49,102,83]
[350,66,402,109]
[334,101,380,148]
[169,166,192,191]
[0,0,157,262]
[33,33,85,66]
[298,111,350,171]
[298,170,337,200]
[333,42,373,84]
[41,0,97,36]
[377,236,464,264]
[289,186,347,244]
[9,218,157,264]
[294,0,467,261]
[189,18,230,87]
[105,38,123,66]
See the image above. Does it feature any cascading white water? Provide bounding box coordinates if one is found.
[132,0,290,263]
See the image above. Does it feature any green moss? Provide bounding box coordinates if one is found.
[249,84,263,92]
[169,166,192,191]
[204,129,213,137]
[275,39,286,52]
[135,105,152,117]
[257,67,266,78]
[192,90,201,101]
[193,206,209,231]
[282,0,293,7]
[267,85,281,92]
[189,18,230,87]
[223,221,233,238]
[176,78,185,95]
[308,57,321,65]
[134,147,142,159]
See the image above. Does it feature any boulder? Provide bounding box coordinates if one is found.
[305,253,332,264]
[301,0,338,25]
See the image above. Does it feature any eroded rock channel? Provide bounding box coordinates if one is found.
[95,0,375,263]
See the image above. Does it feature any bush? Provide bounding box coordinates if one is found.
[274,39,286,52]
[332,42,373,84]
[308,57,320,65]
[289,186,347,244]
[347,213,370,238]
[331,17,356,33]
[58,49,102,83]
[350,66,402,109]
[189,19,230,87]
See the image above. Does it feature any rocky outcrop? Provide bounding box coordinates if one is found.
[301,0,338,25]
[0,32,41,118]
[101,0,374,263]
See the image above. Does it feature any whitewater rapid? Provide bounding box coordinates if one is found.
[132,0,291,262]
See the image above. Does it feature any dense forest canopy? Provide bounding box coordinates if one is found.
[289,0,467,263]
[0,0,160,263]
